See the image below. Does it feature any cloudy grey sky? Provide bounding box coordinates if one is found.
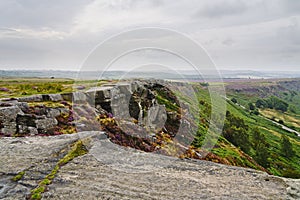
[0,0,300,71]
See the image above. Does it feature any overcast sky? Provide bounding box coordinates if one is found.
[0,0,300,71]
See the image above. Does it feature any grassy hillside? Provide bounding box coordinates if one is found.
[222,79,300,178]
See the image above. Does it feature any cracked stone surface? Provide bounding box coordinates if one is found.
[0,132,299,200]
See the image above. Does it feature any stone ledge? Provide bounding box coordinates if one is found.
[0,132,299,200]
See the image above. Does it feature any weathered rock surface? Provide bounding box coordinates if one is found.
[0,106,24,136]
[0,80,181,137]
[0,132,299,200]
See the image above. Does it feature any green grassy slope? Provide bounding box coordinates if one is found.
[223,79,300,178]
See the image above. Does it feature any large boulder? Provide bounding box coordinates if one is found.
[16,102,30,113]
[86,86,114,113]
[16,114,58,135]
[0,106,24,136]
[17,124,38,135]
[16,114,38,135]
[35,117,58,134]
[72,92,88,103]
[46,108,61,118]
[88,86,113,102]
[16,114,36,127]
[111,92,131,118]
[146,104,167,131]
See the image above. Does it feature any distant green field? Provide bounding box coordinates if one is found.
[0,78,74,98]
[0,78,112,98]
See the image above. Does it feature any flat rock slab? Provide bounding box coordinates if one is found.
[0,132,299,200]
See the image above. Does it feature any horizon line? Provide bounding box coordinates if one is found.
[1,69,300,72]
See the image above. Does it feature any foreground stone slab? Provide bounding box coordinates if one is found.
[0,132,299,199]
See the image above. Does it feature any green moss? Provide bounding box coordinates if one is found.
[11,171,25,182]
[29,140,89,199]
[40,178,51,185]
[46,165,59,180]
[58,140,88,166]
[156,94,179,112]
[30,186,45,200]
[28,101,67,108]
[59,126,77,134]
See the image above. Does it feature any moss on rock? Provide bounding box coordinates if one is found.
[29,139,89,200]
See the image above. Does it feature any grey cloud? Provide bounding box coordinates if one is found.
[0,28,18,36]
[282,0,300,14]
[0,0,93,30]
[0,0,299,71]
[222,38,235,46]
[194,0,248,19]
[277,17,300,45]
[108,0,164,10]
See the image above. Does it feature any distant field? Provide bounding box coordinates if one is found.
[0,78,74,98]
[0,78,113,99]
[260,109,300,130]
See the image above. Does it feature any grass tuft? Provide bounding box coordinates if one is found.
[11,171,25,182]
[29,139,89,200]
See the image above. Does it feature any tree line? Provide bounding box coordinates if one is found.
[256,96,289,112]
[222,111,295,169]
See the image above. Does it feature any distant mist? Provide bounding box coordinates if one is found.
[1,69,300,80]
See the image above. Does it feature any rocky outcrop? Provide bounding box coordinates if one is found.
[0,105,24,136]
[0,80,181,138]
[89,80,187,156]
[0,131,299,199]
[0,100,69,136]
